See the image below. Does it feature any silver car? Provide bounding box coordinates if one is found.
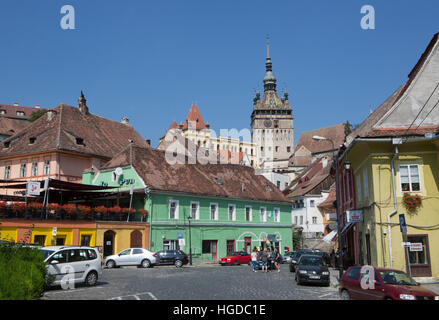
[41,246,103,287]
[104,248,157,268]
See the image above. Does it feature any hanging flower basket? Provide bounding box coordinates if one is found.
[0,201,7,217]
[27,202,44,218]
[138,209,149,222]
[108,206,122,220]
[77,205,92,219]
[402,193,423,213]
[11,202,26,217]
[62,204,77,219]
[94,205,108,220]
[47,203,62,219]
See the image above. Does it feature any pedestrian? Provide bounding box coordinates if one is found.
[266,248,272,272]
[274,248,281,273]
[251,247,258,272]
[261,248,268,273]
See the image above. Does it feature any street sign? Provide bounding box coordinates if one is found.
[402,242,411,247]
[26,181,41,196]
[328,222,338,231]
[409,243,423,252]
[177,232,183,239]
[52,227,57,237]
[346,210,363,223]
[399,214,407,234]
[178,239,185,247]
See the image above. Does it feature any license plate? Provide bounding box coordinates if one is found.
[309,275,320,279]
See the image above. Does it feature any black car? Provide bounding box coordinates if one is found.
[295,255,330,286]
[155,250,189,267]
[289,249,314,272]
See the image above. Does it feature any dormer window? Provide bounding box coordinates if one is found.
[29,137,36,144]
[16,111,25,116]
[213,177,223,186]
[76,138,84,145]
[4,141,10,148]
[0,109,6,114]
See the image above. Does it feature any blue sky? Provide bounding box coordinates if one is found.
[1,1,438,147]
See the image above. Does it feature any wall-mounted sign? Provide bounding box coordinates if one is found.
[26,181,41,196]
[346,210,363,223]
[409,243,423,252]
[177,232,183,239]
[52,227,57,237]
[399,214,407,234]
[178,239,185,247]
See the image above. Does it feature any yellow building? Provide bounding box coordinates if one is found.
[340,32,439,279]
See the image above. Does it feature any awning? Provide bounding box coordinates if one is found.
[341,222,354,234]
[322,230,337,243]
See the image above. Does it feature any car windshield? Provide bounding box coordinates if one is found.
[379,270,417,286]
[229,252,239,256]
[299,256,325,266]
[40,249,55,260]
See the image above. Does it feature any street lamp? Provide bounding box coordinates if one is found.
[312,135,344,280]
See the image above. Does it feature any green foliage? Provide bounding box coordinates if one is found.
[28,109,47,122]
[0,242,48,300]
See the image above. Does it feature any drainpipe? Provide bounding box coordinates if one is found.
[388,145,399,268]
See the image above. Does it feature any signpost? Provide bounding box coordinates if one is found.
[346,210,363,223]
[399,214,412,278]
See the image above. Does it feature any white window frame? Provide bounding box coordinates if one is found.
[300,216,303,225]
[4,165,10,179]
[210,203,218,221]
[228,204,236,221]
[31,162,38,176]
[294,216,298,225]
[260,207,266,222]
[43,160,50,175]
[245,206,252,222]
[20,163,26,178]
[169,200,179,220]
[274,207,280,223]
[190,201,200,220]
[399,164,421,193]
[312,216,317,224]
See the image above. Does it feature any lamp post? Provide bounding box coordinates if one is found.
[313,135,343,280]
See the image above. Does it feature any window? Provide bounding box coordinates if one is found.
[20,163,26,177]
[119,249,131,256]
[300,216,303,225]
[274,208,280,222]
[276,181,280,189]
[169,200,179,219]
[31,162,38,176]
[16,111,25,116]
[87,249,97,260]
[210,203,218,220]
[346,267,361,280]
[4,165,10,179]
[245,206,252,222]
[310,200,315,207]
[33,235,46,246]
[228,204,236,221]
[133,249,144,255]
[363,169,369,199]
[275,146,279,152]
[43,160,50,175]
[56,237,65,245]
[312,217,317,224]
[294,216,298,225]
[260,207,266,222]
[163,240,179,251]
[48,250,68,264]
[407,235,429,265]
[0,109,5,114]
[80,235,91,247]
[400,165,421,192]
[190,202,199,220]
[287,146,291,153]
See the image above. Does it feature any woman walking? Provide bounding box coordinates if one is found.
[274,248,281,273]
[261,248,269,273]
[251,247,258,272]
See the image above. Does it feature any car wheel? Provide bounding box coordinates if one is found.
[85,271,98,286]
[233,260,239,266]
[175,260,183,268]
[106,260,116,269]
[141,259,151,268]
[340,290,350,300]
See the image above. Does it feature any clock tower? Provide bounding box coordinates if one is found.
[251,36,294,169]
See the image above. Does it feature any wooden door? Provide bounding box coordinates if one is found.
[130,230,142,248]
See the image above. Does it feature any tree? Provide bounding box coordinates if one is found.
[29,109,48,122]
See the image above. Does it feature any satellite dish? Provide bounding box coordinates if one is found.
[115,167,123,176]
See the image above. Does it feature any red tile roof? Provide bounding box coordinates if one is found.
[295,124,346,154]
[0,104,147,159]
[0,117,29,137]
[0,104,43,120]
[102,146,291,204]
[317,185,336,208]
[182,105,208,130]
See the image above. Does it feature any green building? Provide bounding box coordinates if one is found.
[83,145,293,262]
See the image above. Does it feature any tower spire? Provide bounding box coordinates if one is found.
[263,34,276,92]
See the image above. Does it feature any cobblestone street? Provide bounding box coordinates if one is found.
[41,264,340,300]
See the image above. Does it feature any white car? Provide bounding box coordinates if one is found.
[104,248,157,268]
[40,246,103,287]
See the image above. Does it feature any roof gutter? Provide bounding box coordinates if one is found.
[388,145,399,268]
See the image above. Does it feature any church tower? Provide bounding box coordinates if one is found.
[251,36,294,168]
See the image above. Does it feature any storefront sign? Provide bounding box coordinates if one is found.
[177,232,183,239]
[52,227,57,237]
[26,181,41,196]
[178,239,185,247]
[346,210,363,223]
[409,243,423,252]
[399,214,407,234]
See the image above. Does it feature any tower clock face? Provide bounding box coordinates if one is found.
[264,119,272,128]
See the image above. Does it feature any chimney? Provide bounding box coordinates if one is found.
[322,157,328,168]
[46,110,57,121]
[35,104,40,109]
[121,117,129,124]
[78,91,89,115]
[146,139,151,147]
[13,102,19,106]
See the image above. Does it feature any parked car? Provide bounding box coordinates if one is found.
[340,266,439,300]
[104,248,157,269]
[40,246,102,287]
[295,254,330,287]
[308,251,331,265]
[155,250,189,267]
[282,251,295,264]
[219,251,251,266]
[289,249,314,272]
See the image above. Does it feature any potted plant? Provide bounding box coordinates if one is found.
[62,204,77,219]
[402,193,423,213]
[77,205,91,219]
[93,205,108,220]
[108,205,121,220]
[0,201,7,218]
[27,202,44,218]
[138,209,149,222]
[10,202,26,217]
[121,207,136,221]
[47,203,62,219]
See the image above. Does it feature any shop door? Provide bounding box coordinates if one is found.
[406,235,432,277]
[244,237,252,254]
[130,230,142,248]
[211,241,217,261]
[103,230,116,257]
